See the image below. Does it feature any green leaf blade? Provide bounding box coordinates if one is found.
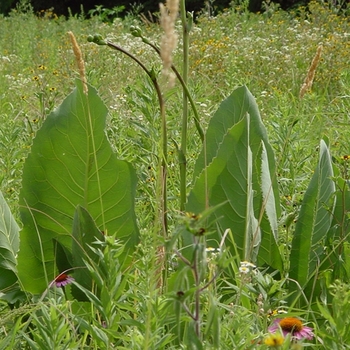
[0,190,20,289]
[289,139,335,293]
[17,81,139,294]
[187,86,281,270]
[188,115,258,261]
[71,205,103,300]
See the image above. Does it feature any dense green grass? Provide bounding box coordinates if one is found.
[0,0,350,348]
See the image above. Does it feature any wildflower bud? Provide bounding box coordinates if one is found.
[87,34,107,45]
[130,25,142,38]
[196,227,206,236]
[176,290,185,300]
[141,36,151,45]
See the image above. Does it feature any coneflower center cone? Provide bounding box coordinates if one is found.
[279,317,303,333]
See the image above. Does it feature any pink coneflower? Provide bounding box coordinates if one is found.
[268,317,314,340]
[53,273,74,288]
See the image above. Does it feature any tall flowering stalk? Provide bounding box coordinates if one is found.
[179,0,191,212]
[158,0,179,235]
[68,31,88,95]
[299,45,323,99]
[159,0,179,87]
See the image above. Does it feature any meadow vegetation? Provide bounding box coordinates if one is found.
[0,0,350,348]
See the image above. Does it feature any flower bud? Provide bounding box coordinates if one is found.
[130,25,142,38]
[87,34,107,45]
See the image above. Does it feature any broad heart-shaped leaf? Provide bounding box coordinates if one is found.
[186,86,282,271]
[289,139,335,302]
[0,190,19,290]
[17,81,139,294]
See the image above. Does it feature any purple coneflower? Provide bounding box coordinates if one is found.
[53,273,74,288]
[268,317,314,340]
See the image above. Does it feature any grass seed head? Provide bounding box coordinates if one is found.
[159,0,179,88]
[68,31,88,94]
[299,44,323,99]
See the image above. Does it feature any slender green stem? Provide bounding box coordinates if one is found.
[105,41,168,235]
[192,238,201,338]
[160,105,168,236]
[179,0,189,212]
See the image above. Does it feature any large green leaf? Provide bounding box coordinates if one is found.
[193,86,279,209]
[0,190,19,290]
[186,86,282,270]
[187,117,261,260]
[289,139,335,300]
[17,81,139,294]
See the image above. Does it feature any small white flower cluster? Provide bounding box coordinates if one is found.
[206,247,220,262]
[239,261,256,274]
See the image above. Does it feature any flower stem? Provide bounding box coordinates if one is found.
[179,0,190,212]
[105,41,168,236]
